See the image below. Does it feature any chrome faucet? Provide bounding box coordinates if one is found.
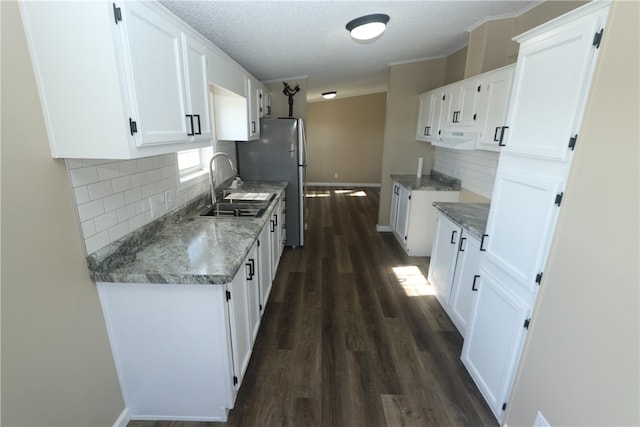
[209,152,239,206]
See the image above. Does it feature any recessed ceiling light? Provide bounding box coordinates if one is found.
[346,13,390,41]
[322,91,337,99]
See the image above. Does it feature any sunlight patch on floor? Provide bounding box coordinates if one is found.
[392,265,435,297]
[306,191,331,198]
[334,189,367,197]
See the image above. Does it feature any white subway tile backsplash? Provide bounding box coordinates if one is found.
[77,199,105,222]
[67,148,232,255]
[96,163,120,181]
[119,159,138,175]
[87,180,113,201]
[94,211,118,233]
[74,186,90,205]
[81,220,96,238]
[103,193,126,212]
[111,176,132,193]
[434,147,499,199]
[85,231,110,255]
[108,222,130,242]
[69,166,99,187]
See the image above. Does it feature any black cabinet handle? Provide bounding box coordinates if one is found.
[251,121,256,133]
[459,237,466,252]
[450,230,457,244]
[493,127,501,142]
[249,258,255,278]
[499,126,509,146]
[472,275,480,291]
[274,213,278,227]
[194,114,202,135]
[246,261,253,280]
[186,114,194,136]
[480,234,488,251]
[271,219,275,233]
[424,126,431,136]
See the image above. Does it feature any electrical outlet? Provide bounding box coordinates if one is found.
[334,172,339,179]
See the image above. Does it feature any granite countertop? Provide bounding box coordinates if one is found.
[87,181,287,285]
[391,170,461,191]
[432,202,490,240]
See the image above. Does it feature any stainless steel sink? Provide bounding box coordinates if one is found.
[199,202,268,218]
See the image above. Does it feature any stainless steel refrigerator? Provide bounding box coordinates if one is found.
[236,118,306,247]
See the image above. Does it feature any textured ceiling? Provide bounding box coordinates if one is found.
[160,1,540,102]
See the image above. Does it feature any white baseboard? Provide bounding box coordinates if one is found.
[113,407,130,427]
[376,224,392,232]
[307,182,381,187]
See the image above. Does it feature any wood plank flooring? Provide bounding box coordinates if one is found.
[128,187,496,427]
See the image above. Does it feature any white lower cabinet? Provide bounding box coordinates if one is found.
[449,231,482,337]
[461,268,530,421]
[389,180,459,256]
[427,213,461,306]
[97,219,280,421]
[257,223,273,315]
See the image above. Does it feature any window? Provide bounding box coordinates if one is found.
[177,145,213,186]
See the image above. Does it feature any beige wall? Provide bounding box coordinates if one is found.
[444,46,468,84]
[1,2,124,425]
[377,58,447,226]
[465,1,586,78]
[306,93,386,184]
[265,78,308,122]
[505,2,640,426]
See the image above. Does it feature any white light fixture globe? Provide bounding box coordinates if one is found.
[346,14,390,41]
[322,91,337,99]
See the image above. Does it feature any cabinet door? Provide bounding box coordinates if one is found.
[504,7,608,160]
[449,232,481,337]
[443,80,480,130]
[246,78,259,140]
[258,223,272,314]
[121,2,189,146]
[428,91,444,139]
[484,168,563,293]
[427,213,461,306]
[416,93,432,142]
[389,182,400,231]
[461,269,530,422]
[245,243,261,343]
[475,66,515,152]
[182,34,212,143]
[269,205,281,280]
[394,185,411,245]
[227,267,252,389]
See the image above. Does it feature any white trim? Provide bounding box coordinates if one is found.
[466,1,543,33]
[376,224,392,233]
[113,407,130,427]
[262,74,309,84]
[307,182,381,188]
[388,54,447,67]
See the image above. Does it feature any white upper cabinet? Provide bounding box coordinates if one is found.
[20,1,215,159]
[181,34,212,143]
[416,90,444,142]
[246,77,260,140]
[122,2,189,146]
[442,79,481,131]
[502,5,610,161]
[475,65,515,152]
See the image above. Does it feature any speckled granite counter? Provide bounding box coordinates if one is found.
[432,202,490,240]
[391,170,461,191]
[87,181,287,285]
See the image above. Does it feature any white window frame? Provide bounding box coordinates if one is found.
[176,145,214,190]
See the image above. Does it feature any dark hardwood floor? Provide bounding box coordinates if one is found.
[129,187,496,427]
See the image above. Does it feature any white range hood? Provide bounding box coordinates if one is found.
[431,131,478,150]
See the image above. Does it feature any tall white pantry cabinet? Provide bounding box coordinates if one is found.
[461,2,611,422]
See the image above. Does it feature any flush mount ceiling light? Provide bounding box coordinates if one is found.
[346,13,390,41]
[322,91,337,99]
